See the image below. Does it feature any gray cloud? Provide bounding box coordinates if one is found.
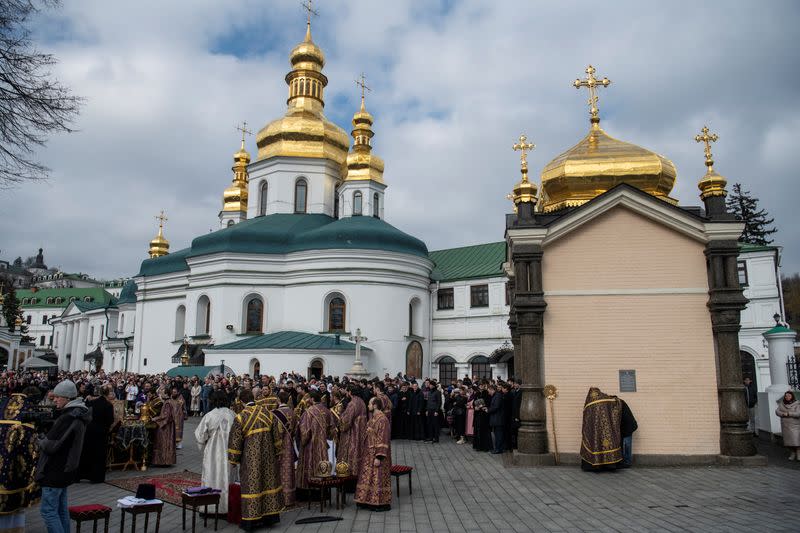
[1,0,797,279]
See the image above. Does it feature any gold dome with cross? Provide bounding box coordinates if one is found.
[539,65,677,213]
[256,2,349,165]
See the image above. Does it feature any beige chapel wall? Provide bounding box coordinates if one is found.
[542,206,720,456]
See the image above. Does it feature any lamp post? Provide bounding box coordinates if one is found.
[181,334,190,366]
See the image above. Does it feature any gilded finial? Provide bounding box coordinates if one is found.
[573,65,611,125]
[510,134,538,206]
[355,72,370,111]
[694,125,727,199]
[149,210,170,258]
[302,0,318,40]
[235,121,253,151]
[694,125,718,172]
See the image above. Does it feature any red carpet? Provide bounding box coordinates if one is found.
[106,470,201,506]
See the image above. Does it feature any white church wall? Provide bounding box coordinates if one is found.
[247,157,341,218]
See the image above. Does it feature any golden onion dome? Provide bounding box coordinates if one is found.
[694,125,727,200]
[222,141,251,213]
[256,22,349,165]
[344,96,384,183]
[540,122,677,212]
[148,213,169,259]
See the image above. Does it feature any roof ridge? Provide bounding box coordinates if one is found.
[429,241,505,254]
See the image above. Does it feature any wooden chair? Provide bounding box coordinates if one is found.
[119,501,163,533]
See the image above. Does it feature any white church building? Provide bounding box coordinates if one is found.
[36,21,785,385]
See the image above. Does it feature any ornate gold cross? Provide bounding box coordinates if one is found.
[155,210,168,230]
[695,125,719,170]
[302,0,318,24]
[573,65,611,122]
[236,121,253,146]
[513,134,535,169]
[355,72,370,99]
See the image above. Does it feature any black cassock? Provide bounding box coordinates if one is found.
[78,396,115,483]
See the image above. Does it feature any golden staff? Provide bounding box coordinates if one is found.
[543,384,559,465]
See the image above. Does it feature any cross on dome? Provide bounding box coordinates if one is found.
[155,210,167,230]
[302,0,318,25]
[236,121,253,150]
[695,125,719,171]
[513,134,535,169]
[573,65,611,124]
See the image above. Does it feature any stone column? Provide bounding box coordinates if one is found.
[75,320,88,371]
[510,242,550,464]
[705,239,755,457]
[69,321,80,371]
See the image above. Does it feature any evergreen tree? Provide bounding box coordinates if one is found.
[1,284,19,333]
[726,183,778,245]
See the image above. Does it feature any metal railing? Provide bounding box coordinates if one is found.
[788,356,800,390]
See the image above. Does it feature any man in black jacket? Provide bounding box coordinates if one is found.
[425,381,442,443]
[35,380,91,533]
[744,377,758,436]
[487,385,505,454]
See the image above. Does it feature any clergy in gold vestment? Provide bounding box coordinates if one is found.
[355,396,392,511]
[336,386,367,477]
[580,387,623,471]
[271,391,297,507]
[296,391,335,491]
[227,389,284,529]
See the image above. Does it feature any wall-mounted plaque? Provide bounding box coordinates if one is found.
[619,370,636,392]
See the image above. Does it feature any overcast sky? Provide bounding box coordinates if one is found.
[1,0,798,279]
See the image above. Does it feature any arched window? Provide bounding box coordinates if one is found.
[250,358,261,378]
[373,193,380,218]
[328,297,346,331]
[259,181,268,216]
[46,297,54,304]
[353,191,362,216]
[437,356,457,384]
[227,220,234,227]
[295,179,308,213]
[175,305,186,340]
[197,296,211,335]
[119,314,125,333]
[470,355,492,380]
[245,297,264,334]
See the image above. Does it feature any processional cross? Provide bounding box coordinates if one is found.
[694,125,719,170]
[573,65,611,122]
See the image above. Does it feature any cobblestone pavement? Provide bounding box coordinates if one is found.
[25,417,800,532]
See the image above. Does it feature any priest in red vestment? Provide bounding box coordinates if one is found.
[355,396,392,511]
[296,391,335,494]
[271,391,297,507]
[336,385,367,477]
[151,391,177,466]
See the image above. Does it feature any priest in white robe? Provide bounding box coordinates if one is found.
[195,390,236,513]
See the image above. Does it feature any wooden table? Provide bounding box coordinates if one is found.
[119,502,163,533]
[181,492,221,532]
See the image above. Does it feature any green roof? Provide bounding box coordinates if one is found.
[208,331,372,352]
[763,325,796,336]
[429,241,506,282]
[17,287,115,309]
[739,243,779,253]
[116,280,138,304]
[165,365,232,378]
[137,214,429,277]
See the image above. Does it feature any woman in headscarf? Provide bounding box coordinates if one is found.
[775,390,800,460]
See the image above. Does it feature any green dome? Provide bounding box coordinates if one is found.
[137,214,428,277]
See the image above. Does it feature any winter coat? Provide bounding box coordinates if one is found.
[425,388,442,413]
[776,399,800,447]
[488,392,505,427]
[35,398,92,487]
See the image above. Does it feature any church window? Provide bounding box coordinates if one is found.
[26,315,31,325]
[437,288,454,310]
[22,298,29,305]
[175,305,186,340]
[41,315,47,325]
[409,303,413,335]
[437,356,457,384]
[197,296,211,335]
[30,298,37,304]
[69,297,76,303]
[227,220,234,227]
[334,192,339,218]
[373,193,380,218]
[470,284,489,308]
[46,297,53,305]
[40,335,45,346]
[295,179,308,213]
[409,297,422,336]
[470,355,492,380]
[245,297,264,334]
[328,297,346,331]
[353,191,362,216]
[300,78,306,95]
[55,297,62,304]
[99,325,104,341]
[89,327,94,343]
[119,314,125,333]
[737,261,748,287]
[259,181,268,216]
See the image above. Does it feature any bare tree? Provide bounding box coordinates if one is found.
[0,0,81,187]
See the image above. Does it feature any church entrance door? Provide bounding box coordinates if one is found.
[740,351,757,389]
[406,341,423,379]
[309,359,323,380]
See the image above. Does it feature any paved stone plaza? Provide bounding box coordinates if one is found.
[25,418,800,532]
